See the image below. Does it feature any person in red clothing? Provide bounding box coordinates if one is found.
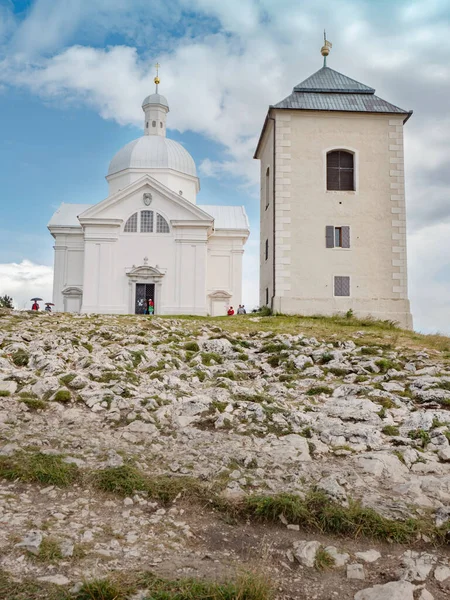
[148,298,154,315]
[227,306,234,316]
[31,302,39,311]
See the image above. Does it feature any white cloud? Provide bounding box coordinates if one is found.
[408,224,450,335]
[0,261,53,310]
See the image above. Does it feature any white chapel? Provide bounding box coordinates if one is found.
[48,75,249,316]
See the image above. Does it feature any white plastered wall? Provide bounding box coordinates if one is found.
[258,119,275,307]
[206,232,245,315]
[51,231,85,312]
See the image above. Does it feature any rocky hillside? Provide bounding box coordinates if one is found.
[0,310,450,599]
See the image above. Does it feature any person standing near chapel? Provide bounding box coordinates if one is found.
[148,299,154,316]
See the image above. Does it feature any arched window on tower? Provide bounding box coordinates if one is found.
[124,212,138,232]
[327,150,354,191]
[141,210,154,232]
[156,213,170,233]
[265,166,270,209]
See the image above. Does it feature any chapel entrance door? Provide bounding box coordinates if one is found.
[135,283,155,314]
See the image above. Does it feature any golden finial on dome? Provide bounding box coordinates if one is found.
[154,62,160,92]
[321,30,332,66]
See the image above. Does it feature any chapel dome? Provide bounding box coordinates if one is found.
[142,93,169,108]
[107,135,197,178]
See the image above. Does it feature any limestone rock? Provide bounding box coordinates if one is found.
[434,565,450,582]
[16,530,43,555]
[418,590,434,600]
[354,581,416,600]
[292,540,321,568]
[325,546,350,567]
[0,380,17,394]
[355,550,381,563]
[347,563,365,580]
[37,575,70,586]
[400,550,437,582]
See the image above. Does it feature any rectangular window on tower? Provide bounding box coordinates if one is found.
[265,287,269,306]
[265,239,269,261]
[326,226,350,249]
[334,276,350,297]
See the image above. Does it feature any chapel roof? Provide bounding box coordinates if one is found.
[47,202,249,232]
[47,203,93,228]
[198,205,249,231]
[273,66,410,116]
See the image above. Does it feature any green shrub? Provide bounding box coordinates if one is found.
[408,429,430,448]
[53,389,71,403]
[320,352,334,364]
[0,390,10,397]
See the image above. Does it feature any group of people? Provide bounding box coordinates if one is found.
[31,302,52,312]
[144,299,154,315]
[227,304,246,316]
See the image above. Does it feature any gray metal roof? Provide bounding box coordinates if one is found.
[294,67,375,94]
[198,205,250,231]
[48,203,92,228]
[273,66,409,115]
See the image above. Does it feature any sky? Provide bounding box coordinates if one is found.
[0,0,449,333]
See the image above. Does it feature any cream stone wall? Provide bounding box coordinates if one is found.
[258,119,275,307]
[259,109,412,328]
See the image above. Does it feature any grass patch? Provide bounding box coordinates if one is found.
[201,352,223,366]
[375,359,395,373]
[91,465,213,506]
[184,341,200,352]
[306,386,333,396]
[53,389,71,403]
[0,452,79,487]
[315,547,335,571]
[59,373,76,387]
[408,429,430,448]
[360,346,380,356]
[244,491,426,544]
[0,390,11,397]
[11,349,29,366]
[382,425,400,436]
[33,537,62,562]
[18,397,48,411]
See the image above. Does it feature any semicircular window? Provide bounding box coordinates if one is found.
[124,212,138,232]
[140,210,154,233]
[156,213,170,233]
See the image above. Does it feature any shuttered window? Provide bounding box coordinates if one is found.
[265,287,269,306]
[265,239,269,261]
[325,226,350,248]
[334,276,350,296]
[124,212,138,232]
[327,151,354,191]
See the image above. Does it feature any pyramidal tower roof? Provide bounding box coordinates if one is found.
[273,65,411,118]
[293,66,375,94]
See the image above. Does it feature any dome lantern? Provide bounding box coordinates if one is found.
[142,63,169,137]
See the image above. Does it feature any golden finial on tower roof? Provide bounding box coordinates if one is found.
[154,62,160,92]
[321,30,332,66]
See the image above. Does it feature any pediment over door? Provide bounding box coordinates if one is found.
[208,290,232,299]
[62,286,83,297]
[126,264,165,282]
